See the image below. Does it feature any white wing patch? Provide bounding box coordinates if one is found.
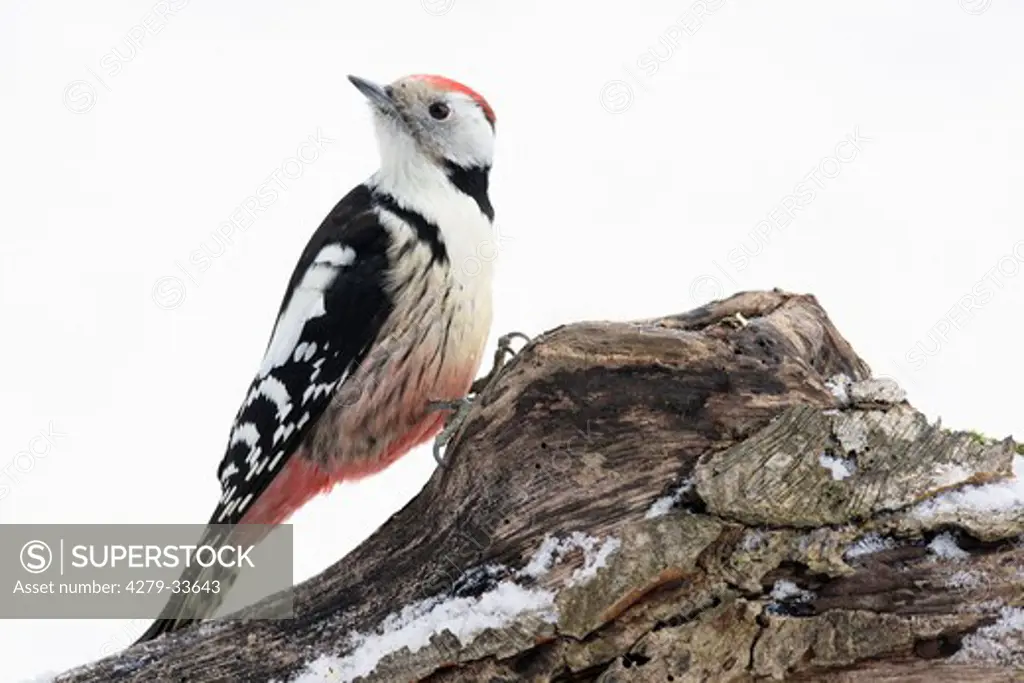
[293,341,318,363]
[302,379,339,405]
[229,422,260,448]
[316,243,356,266]
[227,424,263,485]
[218,484,240,521]
[273,422,295,445]
[247,375,292,421]
[219,461,239,486]
[259,244,356,378]
[267,449,287,473]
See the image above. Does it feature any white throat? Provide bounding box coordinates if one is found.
[369,123,494,280]
[372,121,451,204]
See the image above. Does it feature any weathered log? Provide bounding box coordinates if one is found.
[55,290,1024,682]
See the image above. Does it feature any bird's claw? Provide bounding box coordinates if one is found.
[427,397,475,466]
[427,332,531,467]
[470,331,531,395]
[426,397,473,417]
[498,331,532,349]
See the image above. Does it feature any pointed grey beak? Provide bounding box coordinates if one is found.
[347,75,397,114]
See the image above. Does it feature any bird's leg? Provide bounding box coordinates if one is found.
[427,332,531,466]
[426,397,474,465]
[469,331,531,395]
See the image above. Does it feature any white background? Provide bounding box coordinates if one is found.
[2,0,1023,679]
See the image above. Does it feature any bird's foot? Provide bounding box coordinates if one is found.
[469,331,531,395]
[426,332,531,467]
[426,397,474,466]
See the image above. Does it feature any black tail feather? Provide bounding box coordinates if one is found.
[130,524,245,647]
[133,615,197,645]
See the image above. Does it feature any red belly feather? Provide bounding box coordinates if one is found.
[239,366,472,527]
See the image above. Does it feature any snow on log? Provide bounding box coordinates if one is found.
[54,291,1024,682]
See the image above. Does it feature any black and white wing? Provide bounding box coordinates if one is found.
[209,184,394,525]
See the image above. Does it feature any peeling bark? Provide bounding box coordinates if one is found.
[55,291,1024,683]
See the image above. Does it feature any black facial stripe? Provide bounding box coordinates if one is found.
[443,162,494,222]
[374,191,449,265]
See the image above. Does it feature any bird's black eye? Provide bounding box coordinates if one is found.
[428,102,451,120]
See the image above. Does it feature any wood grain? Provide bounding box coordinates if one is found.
[56,291,1024,682]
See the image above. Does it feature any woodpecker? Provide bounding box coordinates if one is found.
[135,73,499,643]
